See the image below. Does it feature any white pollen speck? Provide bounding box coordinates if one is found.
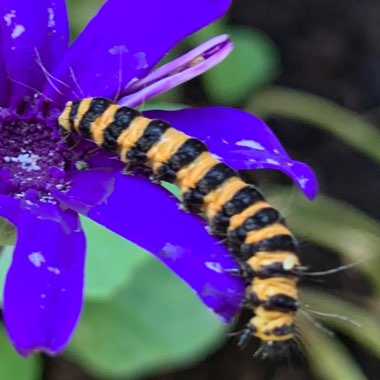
[12,24,25,39]
[222,139,229,145]
[40,293,47,299]
[4,11,16,26]
[298,177,309,188]
[133,51,148,69]
[28,251,46,267]
[266,158,279,165]
[211,153,223,161]
[47,266,61,275]
[236,139,265,151]
[47,8,55,28]
[109,45,129,55]
[205,261,223,273]
[14,152,41,171]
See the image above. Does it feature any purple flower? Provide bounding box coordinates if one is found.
[0,0,317,356]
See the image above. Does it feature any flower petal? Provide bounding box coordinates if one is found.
[145,107,318,199]
[0,195,85,356]
[45,0,231,102]
[119,35,233,108]
[53,168,244,322]
[0,34,10,107]
[0,194,19,225]
[0,0,69,105]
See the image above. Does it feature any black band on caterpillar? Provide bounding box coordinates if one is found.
[183,163,237,213]
[80,98,112,139]
[247,293,299,312]
[155,138,208,182]
[211,185,265,234]
[273,324,296,337]
[102,106,141,151]
[240,235,298,260]
[126,120,171,163]
[256,262,298,278]
[228,207,282,243]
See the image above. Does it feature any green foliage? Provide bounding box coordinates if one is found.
[0,219,16,246]
[189,22,279,104]
[269,189,380,290]
[80,216,152,300]
[204,27,278,104]
[300,316,367,380]
[248,86,380,380]
[66,0,105,39]
[0,325,41,380]
[301,289,380,357]
[249,87,380,164]
[68,249,226,378]
[0,246,13,306]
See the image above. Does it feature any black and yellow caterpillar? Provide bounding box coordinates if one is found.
[58,97,301,354]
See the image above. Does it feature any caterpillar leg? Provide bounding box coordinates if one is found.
[224,261,254,280]
[149,172,165,184]
[122,162,141,176]
[236,326,255,349]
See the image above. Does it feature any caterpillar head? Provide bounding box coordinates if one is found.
[58,100,73,133]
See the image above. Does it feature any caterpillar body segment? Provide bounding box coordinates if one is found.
[58,97,301,353]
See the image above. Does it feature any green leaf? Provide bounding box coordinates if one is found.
[81,216,151,300]
[0,324,41,380]
[141,102,187,112]
[299,314,367,380]
[248,87,380,164]
[203,27,279,104]
[0,246,14,306]
[0,218,16,246]
[187,21,224,45]
[68,255,226,378]
[301,289,380,358]
[269,189,380,290]
[160,181,181,198]
[66,0,105,39]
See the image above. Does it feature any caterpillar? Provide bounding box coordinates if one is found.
[58,97,302,356]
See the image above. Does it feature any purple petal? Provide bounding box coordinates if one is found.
[119,35,233,108]
[0,168,15,195]
[53,169,244,322]
[45,0,231,102]
[0,195,85,356]
[145,107,318,199]
[0,194,19,225]
[0,0,69,105]
[0,34,10,107]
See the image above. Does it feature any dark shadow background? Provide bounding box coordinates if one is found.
[44,1,380,379]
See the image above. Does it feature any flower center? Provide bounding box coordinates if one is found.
[0,108,69,199]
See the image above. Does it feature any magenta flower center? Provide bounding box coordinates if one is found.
[0,103,69,197]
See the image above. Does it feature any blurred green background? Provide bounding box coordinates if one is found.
[1,0,380,379]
